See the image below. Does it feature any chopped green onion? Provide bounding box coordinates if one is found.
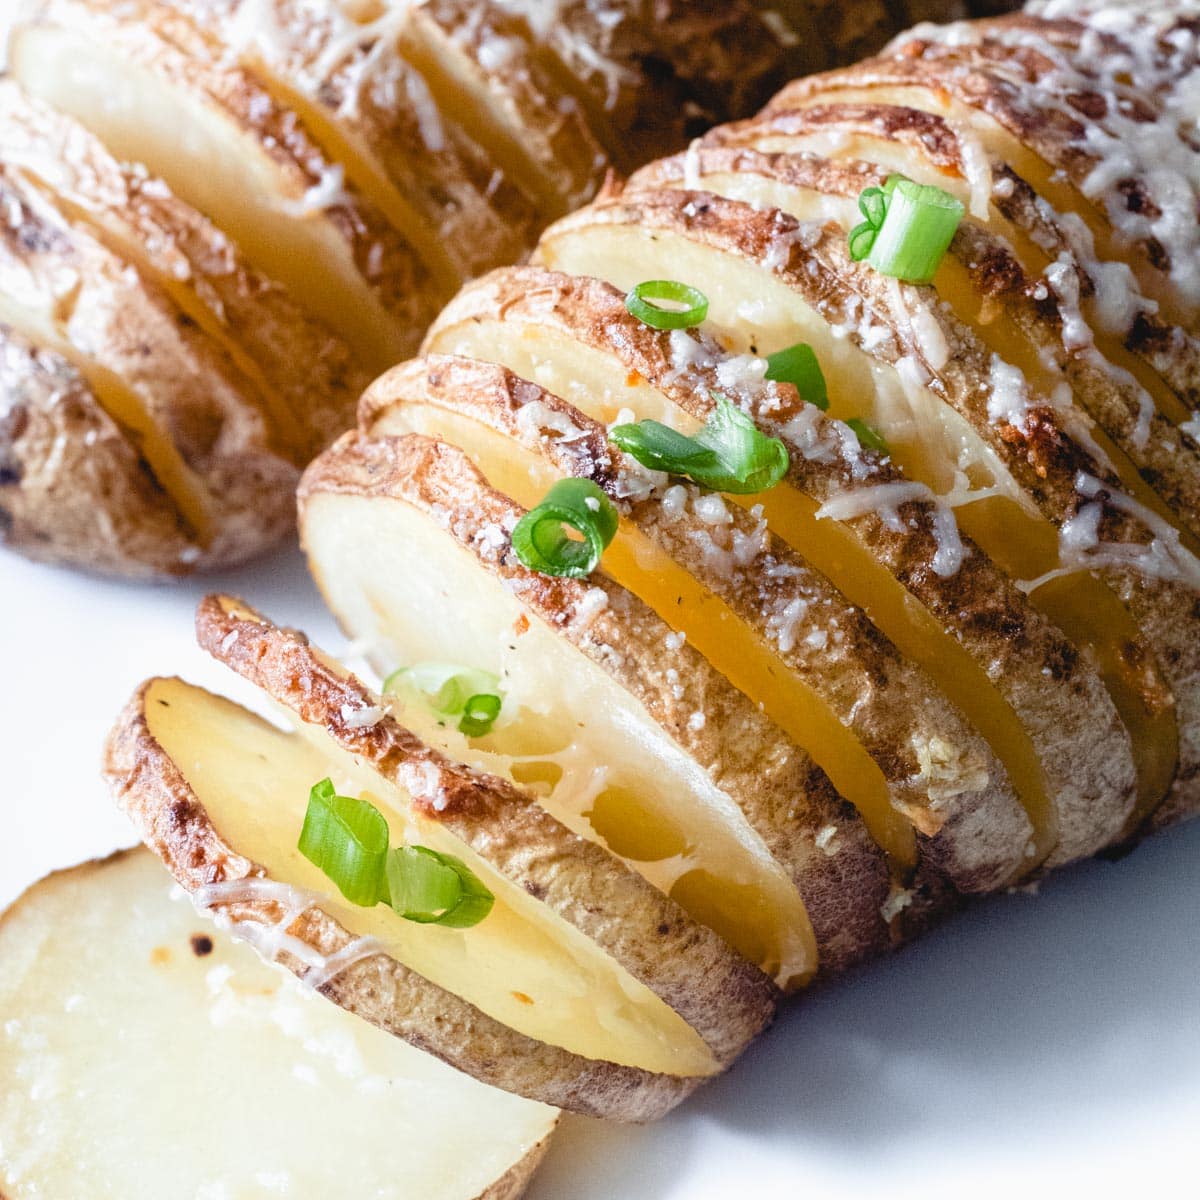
[298,779,493,928]
[511,478,618,578]
[764,343,828,410]
[845,417,888,453]
[384,663,502,736]
[298,778,389,907]
[848,175,964,284]
[625,279,709,330]
[610,392,790,495]
[459,693,502,737]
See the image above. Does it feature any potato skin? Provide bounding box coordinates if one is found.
[0,327,198,579]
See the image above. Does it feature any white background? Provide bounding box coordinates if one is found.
[2,544,1197,1199]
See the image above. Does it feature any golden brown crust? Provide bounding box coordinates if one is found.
[428,262,1137,866]
[103,665,765,1122]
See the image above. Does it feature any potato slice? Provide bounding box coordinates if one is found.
[363,354,1029,894]
[105,595,776,1119]
[536,187,1200,838]
[0,849,557,1199]
[706,102,1200,437]
[0,327,200,578]
[425,264,1133,867]
[631,145,1200,544]
[148,0,542,284]
[300,432,892,981]
[392,0,607,216]
[1,81,368,463]
[0,162,296,571]
[773,11,1200,329]
[10,0,438,370]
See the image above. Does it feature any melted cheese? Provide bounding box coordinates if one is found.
[144,677,718,1077]
[0,850,556,1200]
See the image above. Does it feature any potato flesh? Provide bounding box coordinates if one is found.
[0,850,555,1200]
[143,677,717,1077]
[10,22,406,371]
[675,169,1181,823]
[304,490,816,987]
[378,399,914,866]
[428,311,1058,861]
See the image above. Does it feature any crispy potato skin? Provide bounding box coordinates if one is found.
[0,328,200,578]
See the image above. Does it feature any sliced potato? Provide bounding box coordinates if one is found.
[0,326,199,578]
[363,354,1031,894]
[149,0,543,284]
[426,263,1135,867]
[0,161,296,571]
[0,849,557,1199]
[104,594,777,1119]
[301,432,893,979]
[1,80,368,463]
[537,186,1200,838]
[772,12,1200,328]
[10,0,439,370]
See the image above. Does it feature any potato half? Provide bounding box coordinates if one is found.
[0,849,557,1199]
[104,595,776,1120]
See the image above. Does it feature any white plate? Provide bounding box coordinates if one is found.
[2,545,1197,1200]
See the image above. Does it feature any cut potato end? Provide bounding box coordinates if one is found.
[373,386,919,869]
[638,160,1183,826]
[302,483,818,987]
[0,850,556,1200]
[10,18,410,371]
[140,674,719,1080]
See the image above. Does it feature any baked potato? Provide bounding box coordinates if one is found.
[292,1,1199,1009]
[104,594,777,1120]
[0,849,558,1199]
[0,0,799,578]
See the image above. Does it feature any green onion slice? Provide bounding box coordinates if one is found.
[610,392,790,495]
[511,478,618,578]
[298,778,390,907]
[298,779,493,927]
[845,417,888,453]
[848,175,964,284]
[388,848,496,929]
[459,693,502,737]
[764,343,828,410]
[384,662,502,736]
[625,279,709,330]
